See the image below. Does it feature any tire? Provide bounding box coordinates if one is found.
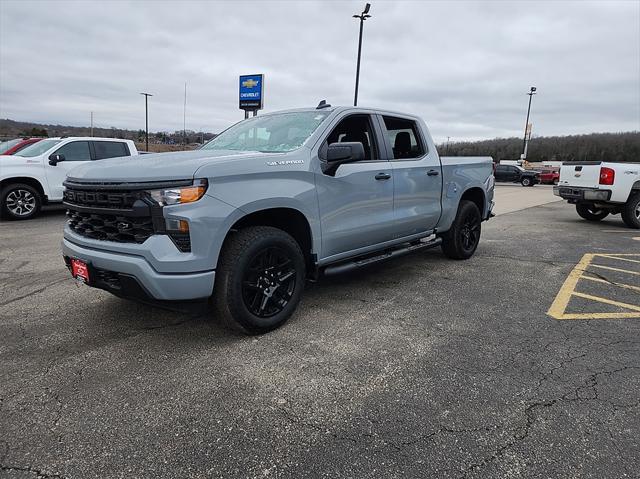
[441,200,482,260]
[213,226,306,334]
[576,203,609,222]
[553,179,559,185]
[521,177,532,187]
[0,183,42,220]
[621,192,640,229]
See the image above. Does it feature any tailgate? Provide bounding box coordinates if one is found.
[559,162,601,188]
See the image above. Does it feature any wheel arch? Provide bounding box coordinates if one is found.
[1,177,47,202]
[460,187,486,216]
[221,207,315,274]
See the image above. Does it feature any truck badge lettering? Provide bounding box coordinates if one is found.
[266,160,304,166]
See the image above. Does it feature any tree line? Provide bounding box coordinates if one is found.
[439,131,640,163]
[0,119,216,145]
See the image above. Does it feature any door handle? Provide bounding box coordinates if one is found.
[375,172,391,180]
[427,169,440,176]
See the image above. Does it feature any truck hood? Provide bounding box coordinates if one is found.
[66,149,289,183]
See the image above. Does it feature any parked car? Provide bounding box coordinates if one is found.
[554,161,640,228]
[61,105,495,334]
[494,164,540,186]
[0,137,138,220]
[538,168,560,185]
[0,137,42,156]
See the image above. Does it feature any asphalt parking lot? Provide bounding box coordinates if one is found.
[1,185,639,479]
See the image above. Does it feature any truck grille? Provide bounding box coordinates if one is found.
[66,210,155,243]
[63,181,191,251]
[63,189,140,209]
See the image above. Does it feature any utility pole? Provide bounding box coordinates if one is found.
[90,111,94,137]
[140,92,153,152]
[446,136,450,155]
[353,3,371,106]
[521,86,536,160]
[183,82,187,145]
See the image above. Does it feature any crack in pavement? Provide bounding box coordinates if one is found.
[0,278,70,307]
[0,463,66,478]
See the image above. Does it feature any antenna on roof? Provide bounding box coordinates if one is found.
[316,100,331,109]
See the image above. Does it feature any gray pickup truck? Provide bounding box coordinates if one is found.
[62,105,495,334]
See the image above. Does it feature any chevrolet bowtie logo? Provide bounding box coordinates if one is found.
[242,79,259,88]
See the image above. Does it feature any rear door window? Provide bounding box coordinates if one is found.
[382,116,426,160]
[53,141,91,161]
[93,141,129,160]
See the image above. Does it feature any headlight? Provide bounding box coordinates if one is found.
[147,179,208,206]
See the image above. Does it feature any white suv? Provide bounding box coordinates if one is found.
[0,137,138,220]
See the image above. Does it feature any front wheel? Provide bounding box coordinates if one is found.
[576,203,609,222]
[213,226,306,334]
[441,200,482,260]
[621,192,640,229]
[0,183,42,220]
[521,177,533,187]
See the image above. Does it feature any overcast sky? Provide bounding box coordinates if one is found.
[1,0,639,142]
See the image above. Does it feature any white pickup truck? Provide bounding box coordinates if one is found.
[554,161,640,229]
[0,137,138,220]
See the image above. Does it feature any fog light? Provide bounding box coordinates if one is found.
[165,219,191,252]
[166,218,189,233]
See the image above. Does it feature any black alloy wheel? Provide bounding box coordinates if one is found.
[441,200,482,260]
[214,226,306,334]
[459,207,481,254]
[242,246,297,318]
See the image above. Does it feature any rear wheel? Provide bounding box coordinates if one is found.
[441,200,481,260]
[214,226,306,334]
[0,183,42,220]
[576,203,609,222]
[621,192,640,229]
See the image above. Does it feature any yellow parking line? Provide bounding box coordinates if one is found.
[547,254,593,319]
[547,253,640,321]
[580,274,640,293]
[571,291,640,312]
[588,264,640,276]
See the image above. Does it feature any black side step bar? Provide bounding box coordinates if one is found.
[323,236,443,276]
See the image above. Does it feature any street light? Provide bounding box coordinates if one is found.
[353,3,371,107]
[140,92,153,152]
[521,86,536,160]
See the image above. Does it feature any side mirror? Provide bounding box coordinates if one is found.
[322,142,365,175]
[48,154,65,166]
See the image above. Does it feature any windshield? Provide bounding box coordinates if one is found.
[15,139,62,157]
[0,139,21,154]
[202,111,330,153]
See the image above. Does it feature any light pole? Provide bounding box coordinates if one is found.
[521,86,536,160]
[353,3,371,107]
[140,92,153,152]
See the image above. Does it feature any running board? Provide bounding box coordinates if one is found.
[322,236,443,276]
